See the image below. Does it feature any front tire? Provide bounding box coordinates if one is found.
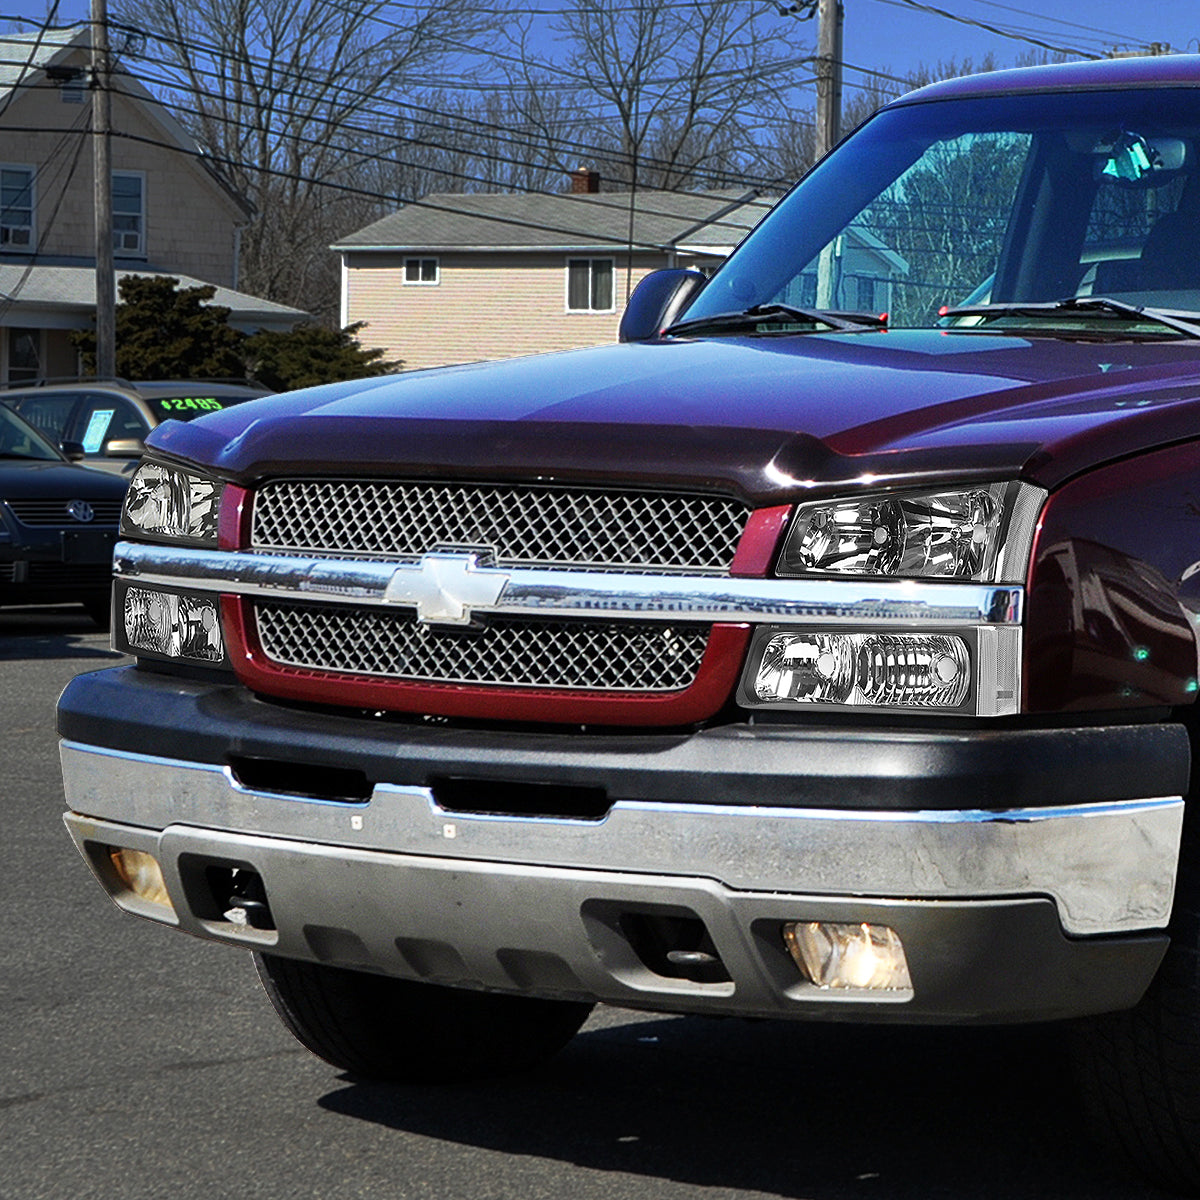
[254,953,593,1083]
[1071,818,1200,1193]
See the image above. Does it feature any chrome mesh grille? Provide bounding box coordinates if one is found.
[6,498,123,526]
[251,481,748,575]
[255,603,710,692]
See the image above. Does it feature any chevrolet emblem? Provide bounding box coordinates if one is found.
[383,552,510,625]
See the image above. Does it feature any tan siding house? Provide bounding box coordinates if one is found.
[335,184,776,371]
[0,26,304,382]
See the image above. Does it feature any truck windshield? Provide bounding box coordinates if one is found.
[685,88,1200,331]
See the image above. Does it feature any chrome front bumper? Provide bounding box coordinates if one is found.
[62,738,1183,1023]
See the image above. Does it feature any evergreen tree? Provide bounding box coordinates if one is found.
[244,323,398,391]
[72,275,247,379]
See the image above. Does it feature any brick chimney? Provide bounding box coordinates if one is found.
[569,167,601,194]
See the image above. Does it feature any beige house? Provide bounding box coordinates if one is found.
[0,25,304,382]
[335,176,778,370]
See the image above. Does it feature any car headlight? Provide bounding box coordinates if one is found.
[776,481,1045,582]
[121,460,224,545]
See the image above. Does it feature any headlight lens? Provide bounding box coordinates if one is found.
[122,585,225,663]
[777,481,1044,582]
[752,631,971,709]
[121,460,224,545]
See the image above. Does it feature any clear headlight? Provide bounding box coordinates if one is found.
[122,585,225,663]
[121,460,224,545]
[777,481,1045,582]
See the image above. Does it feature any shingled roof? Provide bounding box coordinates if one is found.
[0,24,87,94]
[333,187,777,255]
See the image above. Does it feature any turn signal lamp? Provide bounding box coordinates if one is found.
[784,921,912,992]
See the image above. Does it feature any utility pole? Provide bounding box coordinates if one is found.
[812,0,843,307]
[814,0,844,161]
[91,0,115,378]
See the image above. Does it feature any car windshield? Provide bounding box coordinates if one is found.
[684,87,1200,332]
[0,403,61,460]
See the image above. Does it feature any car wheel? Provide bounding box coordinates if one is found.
[1070,813,1200,1192]
[254,953,594,1083]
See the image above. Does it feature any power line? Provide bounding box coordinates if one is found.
[98,19,804,189]
[0,0,64,119]
[92,67,780,235]
[865,0,1102,59]
[0,107,92,317]
[119,51,788,192]
[948,0,1157,50]
[100,121,777,253]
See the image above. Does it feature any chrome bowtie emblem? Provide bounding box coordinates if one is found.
[383,552,509,625]
[66,499,95,523]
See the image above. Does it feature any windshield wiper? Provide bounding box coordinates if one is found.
[940,296,1200,340]
[665,303,883,337]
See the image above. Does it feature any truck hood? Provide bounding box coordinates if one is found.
[150,330,1200,504]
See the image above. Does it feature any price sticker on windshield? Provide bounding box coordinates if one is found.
[81,409,115,453]
[159,397,226,413]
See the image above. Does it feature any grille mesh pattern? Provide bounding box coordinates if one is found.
[7,498,123,526]
[251,481,747,575]
[255,603,710,692]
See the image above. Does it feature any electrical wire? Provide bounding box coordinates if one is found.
[0,107,92,318]
[864,0,1102,59]
[0,0,65,119]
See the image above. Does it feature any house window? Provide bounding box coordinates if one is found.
[404,257,438,284]
[112,173,144,256]
[0,167,34,248]
[7,328,41,383]
[567,258,614,312]
[854,275,878,312]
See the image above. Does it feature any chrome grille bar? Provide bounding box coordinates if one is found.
[6,498,123,526]
[114,542,1024,628]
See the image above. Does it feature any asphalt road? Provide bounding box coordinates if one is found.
[0,605,1175,1200]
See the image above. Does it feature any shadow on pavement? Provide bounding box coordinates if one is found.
[0,606,120,662]
[319,1013,1162,1198]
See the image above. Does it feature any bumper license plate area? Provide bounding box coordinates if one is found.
[62,529,116,564]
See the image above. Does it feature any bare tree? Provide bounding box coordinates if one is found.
[757,54,1005,187]
[112,0,497,322]
[504,0,803,191]
[365,88,582,201]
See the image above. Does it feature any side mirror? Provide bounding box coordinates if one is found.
[104,437,145,458]
[618,268,708,343]
[60,440,85,461]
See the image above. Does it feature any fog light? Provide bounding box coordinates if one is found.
[784,921,912,992]
[124,586,224,662]
[108,847,174,910]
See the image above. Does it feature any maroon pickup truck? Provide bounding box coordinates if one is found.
[60,55,1200,1191]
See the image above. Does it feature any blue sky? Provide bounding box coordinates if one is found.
[843,0,1199,85]
[4,0,1199,102]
